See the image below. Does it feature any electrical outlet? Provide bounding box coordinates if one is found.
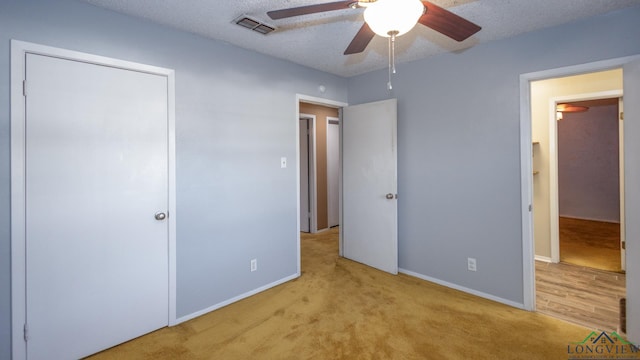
[467,258,477,272]
[251,259,257,272]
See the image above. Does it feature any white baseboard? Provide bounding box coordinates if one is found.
[399,268,525,310]
[535,255,553,263]
[174,272,300,325]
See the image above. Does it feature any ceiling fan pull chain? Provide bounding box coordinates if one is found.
[391,32,397,74]
[387,30,399,91]
[387,35,393,90]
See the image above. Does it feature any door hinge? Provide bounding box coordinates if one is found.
[22,80,27,97]
[622,241,626,250]
[620,112,624,121]
[23,323,29,342]
[529,204,533,212]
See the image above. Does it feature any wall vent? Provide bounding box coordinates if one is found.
[234,15,276,35]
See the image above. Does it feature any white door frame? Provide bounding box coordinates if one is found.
[547,90,623,264]
[10,40,177,360]
[619,98,626,272]
[299,113,317,233]
[520,55,640,311]
[295,95,348,272]
[326,116,341,228]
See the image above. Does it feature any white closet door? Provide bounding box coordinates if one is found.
[25,53,169,359]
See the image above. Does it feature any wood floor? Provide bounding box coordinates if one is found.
[536,261,625,332]
[559,216,621,272]
[537,218,625,332]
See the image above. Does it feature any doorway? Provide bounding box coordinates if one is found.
[524,66,627,332]
[557,97,622,272]
[299,102,340,233]
[295,95,399,275]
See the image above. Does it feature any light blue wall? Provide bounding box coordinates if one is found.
[0,0,347,357]
[558,105,620,223]
[348,6,640,304]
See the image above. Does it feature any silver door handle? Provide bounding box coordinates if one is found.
[386,193,394,200]
[155,212,167,221]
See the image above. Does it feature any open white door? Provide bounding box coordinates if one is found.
[624,59,640,342]
[342,98,398,274]
[619,97,626,271]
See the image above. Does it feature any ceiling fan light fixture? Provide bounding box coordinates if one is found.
[355,0,375,8]
[556,103,589,121]
[363,0,424,37]
[556,104,589,113]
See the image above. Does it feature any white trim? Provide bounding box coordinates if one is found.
[338,109,344,257]
[174,273,299,324]
[167,61,177,327]
[519,55,640,314]
[399,269,525,310]
[299,113,318,234]
[550,91,623,104]
[620,97,626,272]
[548,96,559,264]
[326,116,340,228]
[10,40,177,359]
[10,40,27,360]
[295,111,302,276]
[519,74,536,311]
[549,90,623,264]
[296,94,348,108]
[535,255,553,263]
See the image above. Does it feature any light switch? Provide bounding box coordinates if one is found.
[281,157,287,168]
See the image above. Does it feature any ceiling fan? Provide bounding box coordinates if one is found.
[266,0,482,55]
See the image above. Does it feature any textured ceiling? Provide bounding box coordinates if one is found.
[81,0,640,77]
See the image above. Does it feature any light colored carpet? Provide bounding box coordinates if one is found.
[90,227,596,359]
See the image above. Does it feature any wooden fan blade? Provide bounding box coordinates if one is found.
[267,1,354,20]
[344,22,376,55]
[418,0,481,42]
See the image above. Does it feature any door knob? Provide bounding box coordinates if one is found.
[386,193,394,200]
[155,212,167,221]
